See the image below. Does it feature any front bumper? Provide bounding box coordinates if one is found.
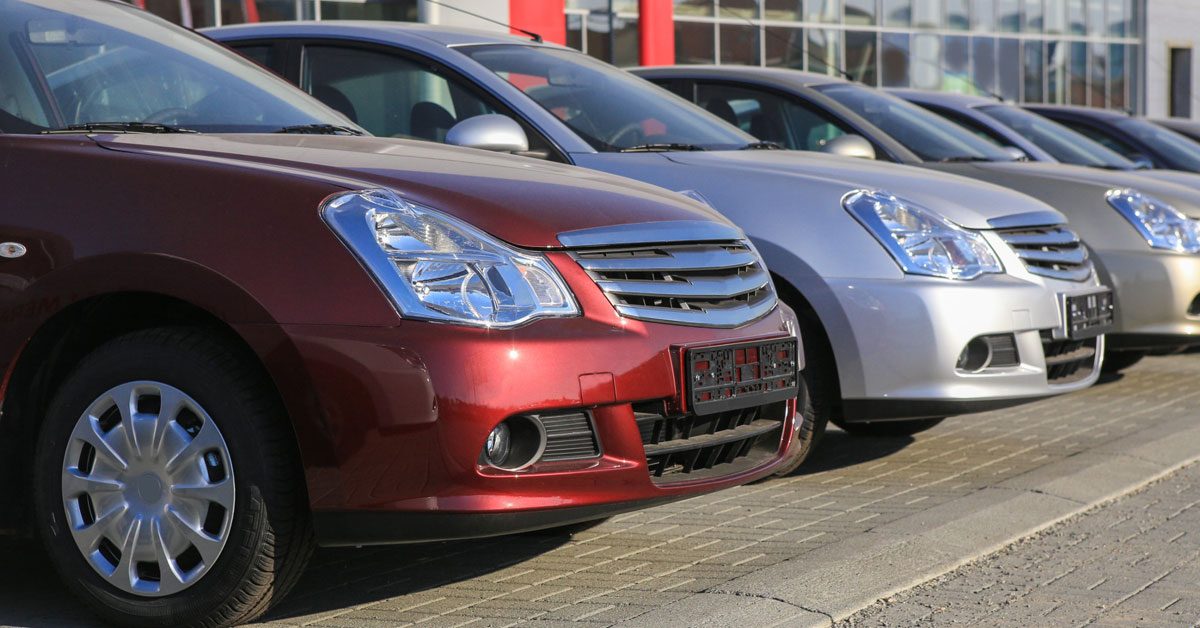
[826,274,1103,421]
[260,293,799,545]
[1098,250,1200,351]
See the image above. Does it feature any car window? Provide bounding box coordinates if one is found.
[814,82,1015,163]
[0,0,353,133]
[1114,118,1200,171]
[922,104,1013,148]
[695,82,850,151]
[1055,118,1141,157]
[978,104,1135,169]
[303,45,496,142]
[234,45,278,72]
[462,44,754,152]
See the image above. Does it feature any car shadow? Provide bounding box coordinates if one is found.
[0,527,571,626]
[784,427,915,478]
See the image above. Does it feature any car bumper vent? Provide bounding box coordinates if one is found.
[1040,331,1100,385]
[996,225,1094,282]
[535,412,601,462]
[633,400,786,484]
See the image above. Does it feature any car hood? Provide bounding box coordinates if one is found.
[951,161,1200,219]
[657,151,1065,229]
[94,133,733,248]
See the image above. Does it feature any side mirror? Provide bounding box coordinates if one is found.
[446,114,529,153]
[819,134,876,160]
[1001,146,1030,161]
[1129,153,1154,170]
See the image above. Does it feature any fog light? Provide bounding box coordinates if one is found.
[956,337,992,373]
[485,423,511,467]
[480,416,546,471]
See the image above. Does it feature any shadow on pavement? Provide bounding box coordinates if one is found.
[787,427,914,477]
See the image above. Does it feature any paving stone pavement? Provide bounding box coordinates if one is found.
[3,355,1200,627]
[842,461,1200,627]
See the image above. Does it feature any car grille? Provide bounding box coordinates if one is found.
[1041,331,1099,385]
[535,412,600,462]
[996,225,1093,282]
[568,241,777,328]
[634,400,786,484]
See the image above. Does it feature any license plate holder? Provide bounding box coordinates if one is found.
[685,338,799,416]
[1064,289,1115,340]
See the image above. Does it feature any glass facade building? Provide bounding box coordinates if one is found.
[565,0,1144,112]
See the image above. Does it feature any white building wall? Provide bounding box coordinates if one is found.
[418,0,509,33]
[1144,0,1200,119]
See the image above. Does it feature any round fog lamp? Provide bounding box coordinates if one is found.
[485,423,512,467]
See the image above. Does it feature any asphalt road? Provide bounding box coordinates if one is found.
[3,355,1200,628]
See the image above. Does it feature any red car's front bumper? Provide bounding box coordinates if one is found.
[239,256,801,545]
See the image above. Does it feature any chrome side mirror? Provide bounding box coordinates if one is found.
[1129,153,1155,170]
[819,134,876,160]
[446,114,529,153]
[1002,146,1030,161]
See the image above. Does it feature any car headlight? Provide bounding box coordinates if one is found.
[843,189,1003,280]
[322,189,579,327]
[1106,188,1200,253]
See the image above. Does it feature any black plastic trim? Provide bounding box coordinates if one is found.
[840,396,1049,422]
[1106,333,1200,352]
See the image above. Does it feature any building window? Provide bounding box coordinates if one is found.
[1170,47,1192,118]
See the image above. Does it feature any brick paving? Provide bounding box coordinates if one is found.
[842,462,1200,627]
[2,355,1200,627]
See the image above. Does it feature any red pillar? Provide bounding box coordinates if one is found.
[638,0,674,66]
[509,0,567,46]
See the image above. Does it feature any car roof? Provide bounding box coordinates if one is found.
[885,88,1001,108]
[631,65,850,89]
[1022,104,1130,120]
[205,20,555,49]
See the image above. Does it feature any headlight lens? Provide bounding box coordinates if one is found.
[323,189,579,327]
[843,190,1003,280]
[1106,188,1200,253]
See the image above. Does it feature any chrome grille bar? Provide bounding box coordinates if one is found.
[563,225,778,328]
[996,225,1094,282]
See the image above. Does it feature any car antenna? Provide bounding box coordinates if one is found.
[419,0,543,43]
[716,5,856,81]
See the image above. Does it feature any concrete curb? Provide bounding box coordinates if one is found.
[619,420,1200,628]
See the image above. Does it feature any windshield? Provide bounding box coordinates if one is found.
[461,44,753,152]
[1115,118,1200,172]
[979,104,1135,170]
[0,0,357,133]
[814,83,1015,162]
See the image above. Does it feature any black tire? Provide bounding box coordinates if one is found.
[1101,349,1145,374]
[34,327,313,628]
[831,416,945,437]
[770,378,820,477]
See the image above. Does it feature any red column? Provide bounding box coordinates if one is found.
[638,0,674,66]
[509,0,567,46]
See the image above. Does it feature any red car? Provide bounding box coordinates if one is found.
[0,2,802,626]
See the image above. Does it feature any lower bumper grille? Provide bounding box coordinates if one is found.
[1041,331,1099,385]
[536,412,601,462]
[635,400,786,484]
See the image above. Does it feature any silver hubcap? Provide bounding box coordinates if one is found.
[60,381,235,597]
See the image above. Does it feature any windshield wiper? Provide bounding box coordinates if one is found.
[618,143,706,153]
[276,124,364,136]
[43,122,197,134]
[740,141,782,150]
[936,155,993,163]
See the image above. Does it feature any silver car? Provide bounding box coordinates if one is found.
[633,65,1200,373]
[208,23,1110,443]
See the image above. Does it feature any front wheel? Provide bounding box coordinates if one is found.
[831,417,945,437]
[35,328,313,628]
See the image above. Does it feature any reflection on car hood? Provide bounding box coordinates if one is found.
[94,133,733,248]
[658,150,1065,229]
[968,161,1200,219]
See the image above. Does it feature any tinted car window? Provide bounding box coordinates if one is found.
[814,83,1015,162]
[1056,119,1142,158]
[0,1,352,133]
[695,82,850,151]
[1114,118,1200,172]
[978,104,1135,169]
[463,44,754,152]
[303,45,495,141]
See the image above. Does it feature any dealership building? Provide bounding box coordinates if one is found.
[142,0,1197,119]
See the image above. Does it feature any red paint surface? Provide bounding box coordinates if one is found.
[639,0,675,66]
[509,0,566,45]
